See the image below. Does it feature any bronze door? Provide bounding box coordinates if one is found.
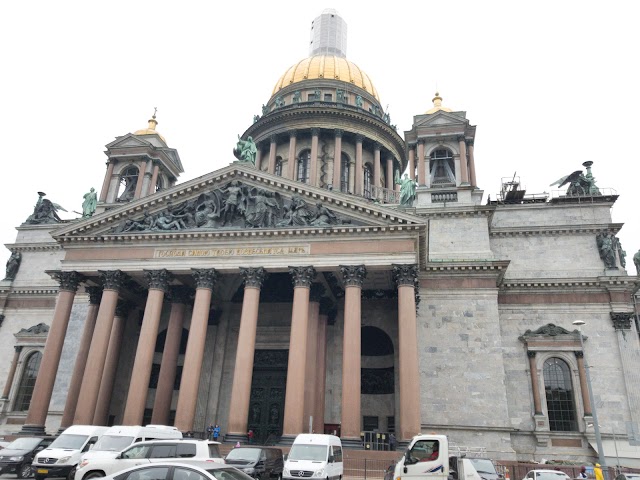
[247,349,288,444]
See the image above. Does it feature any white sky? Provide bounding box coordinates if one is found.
[1,1,638,274]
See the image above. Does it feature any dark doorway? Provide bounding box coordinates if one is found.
[248,349,288,444]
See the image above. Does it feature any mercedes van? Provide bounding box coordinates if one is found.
[79,425,182,465]
[33,425,108,480]
[283,434,342,480]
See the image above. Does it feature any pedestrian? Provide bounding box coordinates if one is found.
[207,424,214,440]
[389,433,397,451]
[235,441,241,448]
[578,467,588,479]
[213,424,221,442]
[248,429,255,444]
[595,464,603,480]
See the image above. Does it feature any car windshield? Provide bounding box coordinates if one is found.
[536,472,569,480]
[5,437,41,450]
[470,459,497,474]
[205,467,253,480]
[226,449,261,461]
[49,434,88,449]
[92,435,135,452]
[287,445,328,461]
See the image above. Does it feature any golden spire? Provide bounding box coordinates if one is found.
[426,91,452,114]
[147,107,158,131]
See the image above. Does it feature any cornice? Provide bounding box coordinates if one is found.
[424,260,510,283]
[58,224,425,245]
[3,243,62,252]
[414,205,495,219]
[499,276,638,291]
[3,287,59,296]
[490,223,624,237]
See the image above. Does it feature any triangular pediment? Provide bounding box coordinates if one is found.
[106,133,154,149]
[414,110,468,128]
[53,164,425,240]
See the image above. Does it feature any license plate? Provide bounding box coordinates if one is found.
[37,469,49,474]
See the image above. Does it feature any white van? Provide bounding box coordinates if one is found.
[79,425,182,464]
[283,434,343,480]
[33,425,109,480]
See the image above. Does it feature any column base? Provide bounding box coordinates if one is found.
[20,424,46,436]
[341,437,364,449]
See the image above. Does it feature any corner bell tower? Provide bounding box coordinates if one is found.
[96,112,184,214]
[404,92,482,206]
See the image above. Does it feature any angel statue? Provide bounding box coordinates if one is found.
[25,192,67,225]
[233,135,257,165]
[549,161,601,197]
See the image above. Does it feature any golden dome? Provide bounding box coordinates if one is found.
[425,92,453,114]
[134,112,166,142]
[272,55,380,101]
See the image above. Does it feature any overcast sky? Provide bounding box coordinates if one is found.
[1,1,638,274]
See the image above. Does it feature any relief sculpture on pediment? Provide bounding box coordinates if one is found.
[112,180,351,233]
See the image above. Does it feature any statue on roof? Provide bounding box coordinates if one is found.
[25,192,67,224]
[233,135,257,165]
[633,249,640,276]
[4,251,22,281]
[395,171,417,207]
[82,188,97,217]
[549,161,601,196]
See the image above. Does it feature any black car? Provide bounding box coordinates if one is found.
[0,437,54,479]
[224,447,284,480]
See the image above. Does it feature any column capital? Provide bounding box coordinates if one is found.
[289,130,298,139]
[340,265,367,287]
[355,134,364,143]
[115,300,133,318]
[14,345,23,354]
[611,312,633,330]
[574,351,584,358]
[192,268,218,290]
[98,270,127,291]
[373,142,381,151]
[417,139,425,145]
[240,267,267,289]
[270,134,278,143]
[289,266,316,288]
[392,264,418,287]
[85,286,103,305]
[309,283,326,302]
[50,271,84,292]
[144,269,173,292]
[527,351,537,358]
[458,135,467,143]
[334,129,344,138]
[311,128,321,136]
[168,285,193,304]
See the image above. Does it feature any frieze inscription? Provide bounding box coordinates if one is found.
[154,245,310,258]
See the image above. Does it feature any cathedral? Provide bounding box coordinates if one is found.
[1,9,639,465]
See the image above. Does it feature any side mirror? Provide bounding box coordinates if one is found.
[404,451,416,466]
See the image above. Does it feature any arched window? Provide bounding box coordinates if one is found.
[543,357,578,431]
[118,165,139,201]
[275,157,283,177]
[297,150,310,183]
[364,164,373,199]
[340,154,350,193]
[429,149,455,186]
[14,351,42,411]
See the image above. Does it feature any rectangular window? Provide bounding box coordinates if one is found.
[387,416,395,433]
[363,416,379,431]
[324,93,332,102]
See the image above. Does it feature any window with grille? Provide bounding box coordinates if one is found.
[544,357,578,431]
[341,154,350,193]
[297,150,310,183]
[14,351,42,411]
[364,165,372,198]
[275,158,283,176]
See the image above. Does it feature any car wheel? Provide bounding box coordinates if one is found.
[18,462,33,479]
[67,467,77,480]
[84,472,105,480]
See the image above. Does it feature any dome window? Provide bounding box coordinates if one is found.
[340,153,350,193]
[297,150,311,184]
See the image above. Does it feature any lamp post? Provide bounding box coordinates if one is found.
[573,320,608,480]
[588,424,620,475]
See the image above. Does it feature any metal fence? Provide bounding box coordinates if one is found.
[344,458,396,480]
